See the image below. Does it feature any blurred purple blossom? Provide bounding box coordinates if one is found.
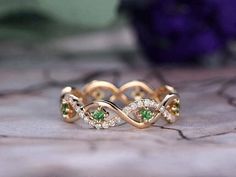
[119,0,236,64]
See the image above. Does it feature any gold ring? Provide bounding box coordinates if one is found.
[60,80,180,129]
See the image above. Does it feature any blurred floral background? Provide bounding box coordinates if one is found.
[0,0,236,67]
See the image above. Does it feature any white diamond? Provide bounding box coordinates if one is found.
[64,95,70,101]
[83,116,89,123]
[159,106,165,113]
[79,112,85,118]
[102,122,109,129]
[123,107,131,114]
[130,103,137,110]
[71,101,77,108]
[115,117,121,123]
[163,110,169,117]
[89,120,95,127]
[95,124,102,129]
[166,115,176,123]
[144,99,151,107]
[109,119,116,126]
[137,100,144,107]
[149,100,154,106]
[153,102,159,109]
[67,97,73,103]
[75,106,81,112]
[150,100,157,108]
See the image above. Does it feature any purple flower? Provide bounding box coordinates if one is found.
[119,0,236,64]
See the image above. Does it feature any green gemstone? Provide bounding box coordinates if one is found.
[61,103,69,115]
[172,101,180,115]
[140,108,153,120]
[175,101,180,109]
[92,109,105,121]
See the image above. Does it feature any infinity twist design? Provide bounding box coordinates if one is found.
[60,80,180,129]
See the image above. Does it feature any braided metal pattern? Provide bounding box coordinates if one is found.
[60,80,180,129]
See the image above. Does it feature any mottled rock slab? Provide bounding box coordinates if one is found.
[0,59,236,177]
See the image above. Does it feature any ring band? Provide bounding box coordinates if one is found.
[60,80,180,129]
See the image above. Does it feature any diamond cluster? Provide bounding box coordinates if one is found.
[162,110,176,123]
[63,94,121,129]
[122,99,159,115]
[122,98,176,123]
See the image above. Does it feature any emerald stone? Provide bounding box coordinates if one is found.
[174,101,180,109]
[140,108,153,120]
[172,100,180,115]
[92,109,105,121]
[61,103,69,115]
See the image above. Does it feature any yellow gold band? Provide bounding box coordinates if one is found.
[60,80,180,129]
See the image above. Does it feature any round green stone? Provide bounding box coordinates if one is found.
[92,109,105,121]
[140,108,153,120]
[172,101,180,115]
[61,103,69,115]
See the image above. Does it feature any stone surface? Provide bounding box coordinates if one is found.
[0,58,236,177]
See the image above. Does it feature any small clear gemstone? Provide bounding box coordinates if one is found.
[71,101,77,108]
[144,99,150,107]
[102,122,109,129]
[153,103,159,109]
[75,106,81,112]
[79,112,85,118]
[149,100,155,107]
[68,97,73,103]
[115,117,121,123]
[95,124,102,129]
[137,100,144,107]
[130,103,137,110]
[83,116,89,123]
[64,95,69,101]
[166,115,176,123]
[109,119,116,126]
[89,120,95,127]
[163,111,169,117]
[123,107,131,114]
[159,106,165,113]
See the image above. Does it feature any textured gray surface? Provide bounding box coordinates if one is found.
[0,59,236,177]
